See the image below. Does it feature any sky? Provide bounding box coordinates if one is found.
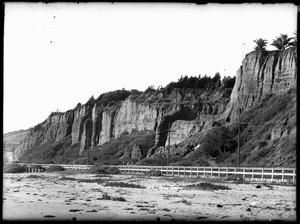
[3,3,297,134]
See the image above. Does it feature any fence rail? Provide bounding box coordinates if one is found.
[114,165,296,183]
[6,163,93,171]
[5,163,296,183]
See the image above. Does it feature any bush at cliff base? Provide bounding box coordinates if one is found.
[4,164,27,173]
[45,165,65,172]
[89,163,119,174]
[105,166,119,174]
[145,169,162,176]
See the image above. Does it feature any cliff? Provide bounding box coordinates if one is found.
[223,47,297,123]
[9,86,229,162]
[5,47,296,167]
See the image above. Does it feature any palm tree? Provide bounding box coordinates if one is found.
[271,34,293,50]
[290,31,297,47]
[253,38,268,51]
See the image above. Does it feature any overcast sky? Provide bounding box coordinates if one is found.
[4,3,297,134]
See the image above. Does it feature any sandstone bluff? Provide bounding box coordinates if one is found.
[4,47,296,167]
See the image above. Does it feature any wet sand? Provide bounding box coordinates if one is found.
[2,172,296,221]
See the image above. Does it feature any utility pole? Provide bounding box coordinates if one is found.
[166,122,175,166]
[167,122,171,166]
[12,145,16,163]
[87,139,90,165]
[123,138,125,165]
[237,107,241,167]
[230,106,277,168]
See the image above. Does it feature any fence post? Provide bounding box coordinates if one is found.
[218,168,220,179]
[242,168,245,179]
[204,167,206,177]
[282,169,284,182]
[184,167,186,178]
[262,167,264,181]
[252,168,254,180]
[190,167,192,178]
[211,167,213,178]
[172,166,174,176]
[271,168,274,182]
[293,169,295,184]
[226,168,228,178]
[197,167,199,178]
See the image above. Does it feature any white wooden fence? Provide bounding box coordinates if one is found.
[8,163,93,171]
[6,163,296,183]
[114,165,296,183]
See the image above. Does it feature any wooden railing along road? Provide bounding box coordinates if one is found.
[5,163,296,183]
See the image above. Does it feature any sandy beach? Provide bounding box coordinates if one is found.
[2,172,296,221]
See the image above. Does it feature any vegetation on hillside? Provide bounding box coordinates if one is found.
[18,84,295,168]
[136,88,295,168]
[85,130,156,165]
[219,89,296,167]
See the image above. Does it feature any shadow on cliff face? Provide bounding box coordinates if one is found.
[148,104,200,156]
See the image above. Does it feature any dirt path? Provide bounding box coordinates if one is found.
[2,172,296,221]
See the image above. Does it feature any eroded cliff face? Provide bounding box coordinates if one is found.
[9,47,296,162]
[223,47,297,123]
[113,99,158,138]
[12,110,74,158]
[13,89,229,159]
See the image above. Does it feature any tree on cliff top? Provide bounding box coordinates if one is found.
[290,31,297,47]
[271,34,293,51]
[253,38,268,51]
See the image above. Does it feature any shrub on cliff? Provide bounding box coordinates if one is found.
[200,126,237,157]
[95,89,132,106]
[88,130,155,165]
[163,73,226,93]
[170,159,193,166]
[138,155,167,166]
[4,164,27,173]
[221,76,235,89]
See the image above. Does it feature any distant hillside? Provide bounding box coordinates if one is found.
[3,129,29,163]
[4,129,29,150]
